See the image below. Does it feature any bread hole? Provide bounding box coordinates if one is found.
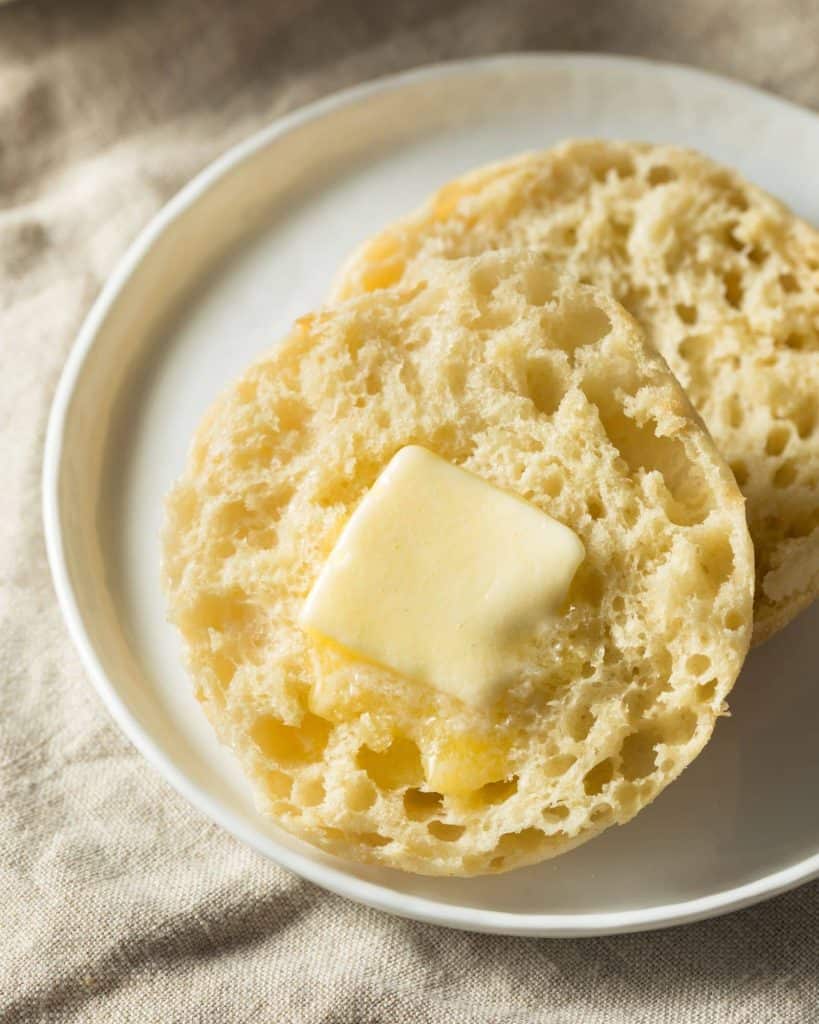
[358,832,391,848]
[659,708,698,745]
[545,754,576,778]
[563,226,578,246]
[647,165,676,186]
[592,154,635,181]
[580,661,596,679]
[676,334,710,392]
[470,261,501,297]
[780,273,800,293]
[785,508,819,539]
[263,770,293,799]
[403,788,443,821]
[489,856,505,871]
[427,821,464,842]
[541,472,563,499]
[182,587,253,636]
[345,777,377,812]
[723,225,744,252]
[250,712,331,766]
[726,188,750,212]
[623,503,639,528]
[356,736,423,790]
[542,804,570,825]
[430,422,460,456]
[699,530,735,590]
[687,653,711,677]
[314,457,382,508]
[217,499,255,541]
[569,565,604,606]
[569,708,593,741]
[208,651,236,688]
[783,330,819,351]
[398,359,420,394]
[730,460,749,487]
[721,269,744,309]
[432,176,481,219]
[583,374,711,525]
[495,827,549,858]
[724,395,744,429]
[590,803,613,825]
[296,778,325,808]
[360,260,404,293]
[272,395,308,433]
[655,648,672,682]
[611,218,631,244]
[619,286,646,317]
[476,776,518,806]
[247,527,277,551]
[773,459,797,488]
[620,731,658,781]
[587,496,605,520]
[583,758,614,795]
[697,679,718,702]
[232,439,276,472]
[706,170,733,192]
[766,425,790,456]
[792,400,817,438]
[470,304,518,333]
[316,830,344,849]
[675,303,698,325]
[625,689,650,723]
[523,264,558,306]
[525,358,564,416]
[724,609,744,631]
[364,370,381,396]
[447,362,467,397]
[551,303,611,353]
[612,594,625,613]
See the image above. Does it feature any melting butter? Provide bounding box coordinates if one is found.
[299,446,584,707]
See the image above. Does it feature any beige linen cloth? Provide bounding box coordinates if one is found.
[2,0,819,1020]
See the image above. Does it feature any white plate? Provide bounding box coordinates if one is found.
[44,54,819,936]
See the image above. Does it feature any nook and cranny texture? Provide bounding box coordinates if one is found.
[164,251,753,876]
[333,141,819,643]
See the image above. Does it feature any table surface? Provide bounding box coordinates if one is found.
[2,1,818,1022]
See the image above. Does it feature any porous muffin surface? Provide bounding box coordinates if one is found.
[164,251,753,876]
[333,141,819,642]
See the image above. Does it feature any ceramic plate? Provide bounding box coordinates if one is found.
[44,54,819,936]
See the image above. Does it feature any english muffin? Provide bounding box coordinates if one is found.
[332,141,819,642]
[164,250,753,876]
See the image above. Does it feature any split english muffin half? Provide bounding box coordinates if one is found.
[164,250,753,876]
[332,141,819,642]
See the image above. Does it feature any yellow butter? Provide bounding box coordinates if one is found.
[299,446,584,707]
[424,734,511,795]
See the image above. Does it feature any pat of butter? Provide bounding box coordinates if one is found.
[299,446,584,707]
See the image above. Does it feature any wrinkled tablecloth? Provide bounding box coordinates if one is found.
[2,0,818,1020]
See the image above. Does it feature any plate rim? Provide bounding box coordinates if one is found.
[43,51,819,936]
